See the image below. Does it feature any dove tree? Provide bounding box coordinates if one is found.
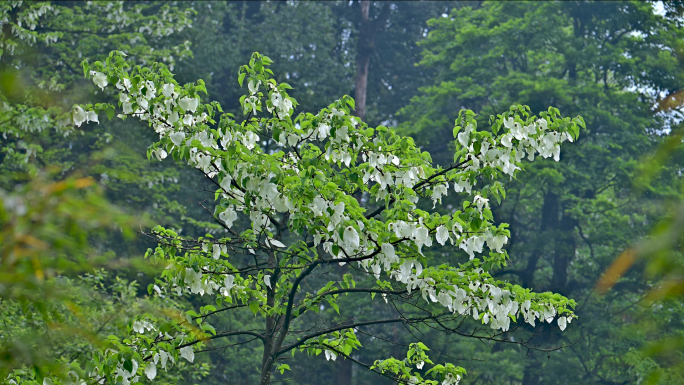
[50,51,582,385]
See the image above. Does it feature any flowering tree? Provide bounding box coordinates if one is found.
[52,51,582,385]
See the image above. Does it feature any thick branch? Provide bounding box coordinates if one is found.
[270,261,321,357]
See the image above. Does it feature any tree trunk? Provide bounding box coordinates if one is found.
[522,191,576,384]
[522,359,542,385]
[353,0,372,122]
[259,309,276,385]
[335,3,391,384]
[335,3,393,383]
[521,191,558,384]
[352,1,391,122]
[354,55,370,122]
[552,211,577,294]
[335,359,353,385]
[260,252,279,385]
[522,191,559,288]
[259,355,274,385]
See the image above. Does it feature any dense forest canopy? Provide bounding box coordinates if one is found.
[1,1,684,385]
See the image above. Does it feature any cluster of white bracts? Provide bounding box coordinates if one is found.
[458,118,573,180]
[384,264,568,333]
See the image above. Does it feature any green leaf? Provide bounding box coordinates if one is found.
[81,60,90,78]
[202,323,216,335]
[123,359,133,373]
[330,301,340,314]
[483,208,493,221]
[249,300,259,315]
[346,97,355,110]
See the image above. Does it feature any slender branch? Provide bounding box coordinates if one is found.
[177,330,266,349]
[192,303,248,321]
[305,341,415,385]
[413,160,469,191]
[196,337,259,353]
[291,288,408,318]
[365,160,469,219]
[276,317,413,356]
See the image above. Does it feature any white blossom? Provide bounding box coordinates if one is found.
[170,131,185,146]
[162,83,175,97]
[179,346,194,362]
[73,106,86,127]
[324,350,337,361]
[179,97,199,112]
[144,362,156,380]
[343,226,360,251]
[218,207,238,227]
[86,111,98,124]
[92,71,108,90]
[436,225,450,246]
[558,316,567,331]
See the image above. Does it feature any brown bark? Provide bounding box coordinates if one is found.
[521,192,557,385]
[353,1,371,121]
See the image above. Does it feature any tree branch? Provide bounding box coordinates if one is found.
[365,160,468,219]
[177,330,266,349]
[276,317,414,356]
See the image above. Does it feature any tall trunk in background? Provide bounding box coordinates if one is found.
[335,359,353,385]
[337,5,393,385]
[353,1,372,122]
[522,191,559,289]
[352,1,391,122]
[553,210,577,294]
[521,191,577,385]
[259,251,278,385]
[521,191,557,385]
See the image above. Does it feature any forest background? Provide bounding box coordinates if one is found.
[2,1,684,384]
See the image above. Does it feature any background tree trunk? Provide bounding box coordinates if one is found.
[352,1,390,122]
[335,359,353,385]
[522,190,576,384]
[336,2,392,384]
[353,0,372,122]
